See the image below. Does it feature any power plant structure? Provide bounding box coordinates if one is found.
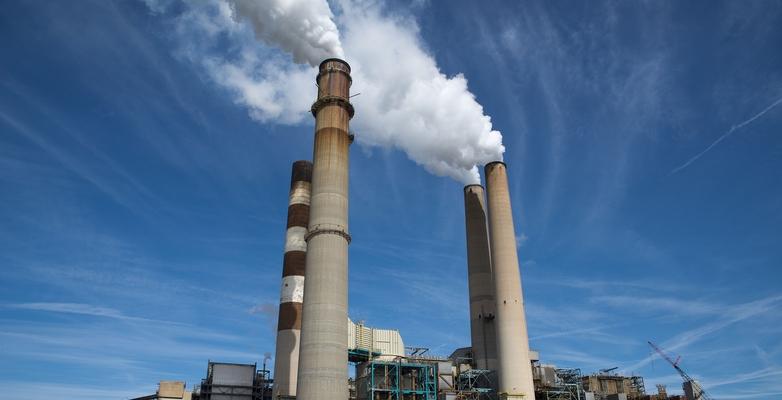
[131,59,706,400]
[278,58,535,400]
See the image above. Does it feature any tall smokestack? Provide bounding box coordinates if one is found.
[272,160,312,399]
[463,184,498,371]
[484,161,535,400]
[296,58,353,400]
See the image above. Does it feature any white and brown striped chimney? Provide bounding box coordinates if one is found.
[272,160,312,399]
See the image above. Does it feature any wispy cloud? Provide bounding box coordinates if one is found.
[248,303,277,317]
[715,391,782,400]
[469,1,676,234]
[0,111,157,218]
[372,266,467,317]
[516,233,528,248]
[664,295,781,350]
[4,302,169,323]
[622,294,782,372]
[0,317,263,368]
[705,366,782,389]
[529,276,686,294]
[525,301,639,349]
[590,296,720,316]
[671,95,782,174]
[529,325,619,341]
[706,366,782,400]
[248,302,278,333]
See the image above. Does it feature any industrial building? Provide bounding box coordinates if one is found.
[131,59,707,400]
[131,381,192,400]
[132,362,271,400]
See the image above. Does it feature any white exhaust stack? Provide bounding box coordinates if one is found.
[463,184,498,371]
[484,161,535,399]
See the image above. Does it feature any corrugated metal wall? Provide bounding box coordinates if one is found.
[348,319,405,358]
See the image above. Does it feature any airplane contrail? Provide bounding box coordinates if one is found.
[671,96,782,174]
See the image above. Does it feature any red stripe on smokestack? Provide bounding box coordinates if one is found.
[484,161,535,399]
[272,160,312,399]
[463,184,498,371]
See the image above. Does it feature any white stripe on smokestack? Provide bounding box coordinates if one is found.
[484,161,535,399]
[296,58,353,400]
[272,160,312,399]
[463,184,498,371]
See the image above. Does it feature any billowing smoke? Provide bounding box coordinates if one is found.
[227,0,344,66]
[338,2,504,183]
[148,0,504,184]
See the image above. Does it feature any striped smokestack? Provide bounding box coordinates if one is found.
[484,161,535,400]
[272,160,312,399]
[463,184,498,371]
[296,58,353,400]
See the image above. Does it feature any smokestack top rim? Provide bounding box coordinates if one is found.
[464,184,484,192]
[319,58,351,72]
[485,161,506,168]
[484,161,506,172]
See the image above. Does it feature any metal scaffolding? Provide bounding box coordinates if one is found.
[536,368,584,400]
[629,376,646,398]
[356,360,437,400]
[454,368,495,400]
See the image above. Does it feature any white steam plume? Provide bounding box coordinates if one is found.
[148,0,504,184]
[339,3,504,183]
[227,0,344,66]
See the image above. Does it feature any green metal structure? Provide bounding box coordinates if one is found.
[356,360,437,400]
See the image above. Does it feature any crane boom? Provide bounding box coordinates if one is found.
[647,341,713,400]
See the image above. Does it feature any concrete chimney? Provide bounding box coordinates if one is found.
[484,161,535,399]
[463,184,498,371]
[296,58,353,400]
[272,160,312,399]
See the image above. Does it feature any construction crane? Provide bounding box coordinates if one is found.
[647,341,713,400]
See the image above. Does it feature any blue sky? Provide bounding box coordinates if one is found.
[1,1,781,399]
